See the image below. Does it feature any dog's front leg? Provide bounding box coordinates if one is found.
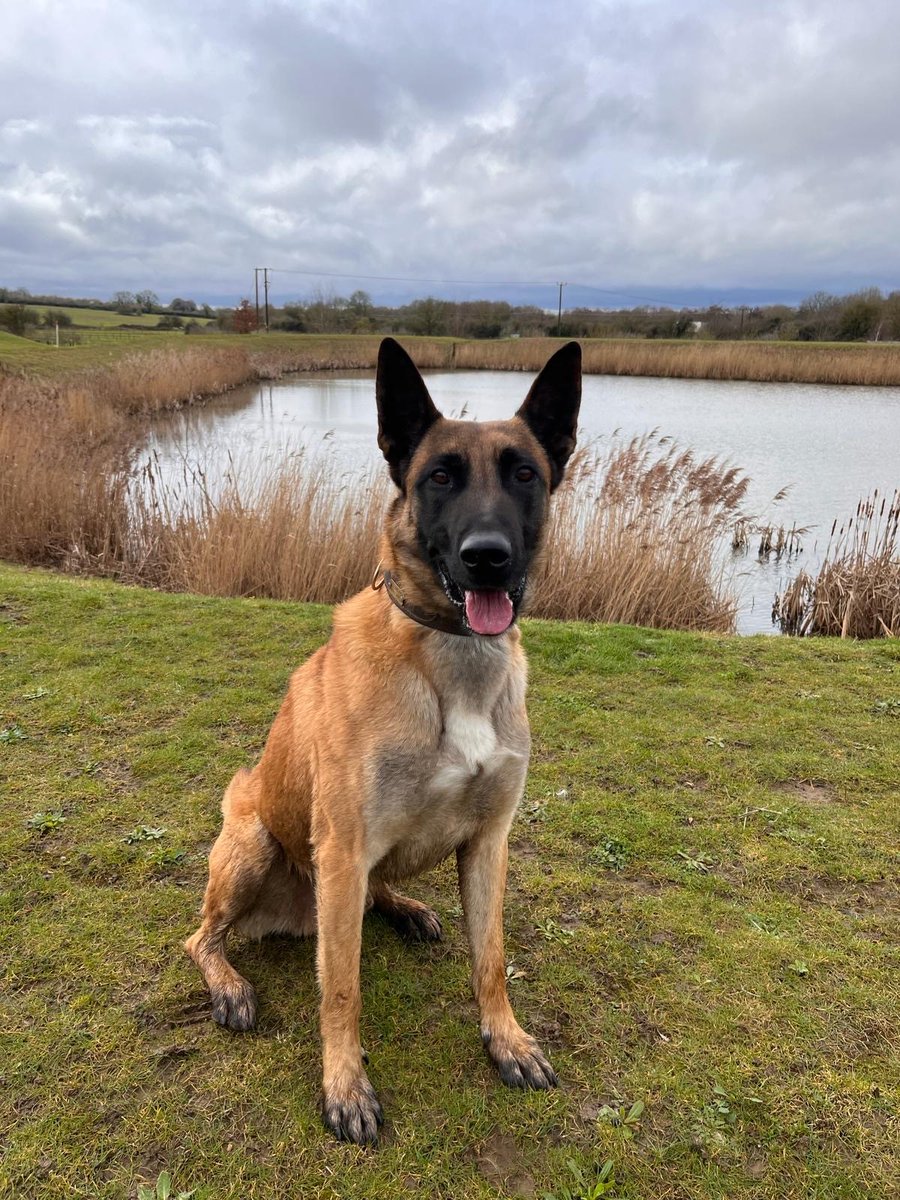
[315,834,383,1145]
[457,826,558,1090]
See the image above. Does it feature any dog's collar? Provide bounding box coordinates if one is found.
[373,564,473,637]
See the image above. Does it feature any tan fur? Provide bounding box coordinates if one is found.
[185,412,560,1144]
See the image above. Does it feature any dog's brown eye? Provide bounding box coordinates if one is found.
[515,466,536,483]
[430,468,450,485]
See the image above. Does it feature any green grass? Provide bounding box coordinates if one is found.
[0,326,190,373]
[1,565,897,1199]
[21,304,215,330]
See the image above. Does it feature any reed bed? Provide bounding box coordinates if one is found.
[532,438,746,631]
[3,339,895,635]
[6,329,900,387]
[773,491,900,637]
[452,337,900,386]
[125,452,391,602]
[113,436,744,633]
[0,364,747,630]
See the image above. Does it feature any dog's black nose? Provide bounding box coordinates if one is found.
[459,532,512,572]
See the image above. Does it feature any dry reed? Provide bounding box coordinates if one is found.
[773,491,900,637]
[0,354,747,631]
[451,338,900,387]
[112,435,744,632]
[124,451,391,602]
[732,517,806,558]
[531,437,746,631]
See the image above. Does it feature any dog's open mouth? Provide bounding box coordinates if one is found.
[436,560,524,636]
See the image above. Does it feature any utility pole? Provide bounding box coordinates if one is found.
[263,267,270,333]
[556,282,566,337]
[254,268,260,331]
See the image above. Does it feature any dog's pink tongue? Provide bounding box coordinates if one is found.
[465,590,514,635]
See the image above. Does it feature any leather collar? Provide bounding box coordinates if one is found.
[377,566,472,637]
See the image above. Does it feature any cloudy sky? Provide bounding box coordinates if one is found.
[1,0,898,308]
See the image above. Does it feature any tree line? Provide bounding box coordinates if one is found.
[223,286,900,342]
[2,284,899,343]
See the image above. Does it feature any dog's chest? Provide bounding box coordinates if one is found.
[367,637,528,876]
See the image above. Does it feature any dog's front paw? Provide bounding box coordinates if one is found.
[321,1075,384,1146]
[483,1029,558,1090]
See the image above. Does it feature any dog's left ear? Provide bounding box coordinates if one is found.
[516,341,582,491]
[376,338,443,490]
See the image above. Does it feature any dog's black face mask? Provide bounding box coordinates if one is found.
[376,338,582,635]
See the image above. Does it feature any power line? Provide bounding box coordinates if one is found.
[264,265,681,308]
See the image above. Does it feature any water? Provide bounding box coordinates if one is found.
[146,369,900,634]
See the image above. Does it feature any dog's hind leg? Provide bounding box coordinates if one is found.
[369,880,443,942]
[184,768,277,1032]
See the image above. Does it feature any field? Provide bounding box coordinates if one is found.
[1,565,898,1199]
[21,304,215,330]
[2,329,900,385]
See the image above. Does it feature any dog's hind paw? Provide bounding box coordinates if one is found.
[210,980,257,1032]
[375,893,443,942]
[321,1078,384,1146]
[390,903,443,943]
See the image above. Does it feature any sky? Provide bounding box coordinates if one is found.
[1,0,898,310]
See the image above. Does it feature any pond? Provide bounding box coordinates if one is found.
[146,369,900,634]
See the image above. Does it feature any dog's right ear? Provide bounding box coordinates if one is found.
[376,338,442,490]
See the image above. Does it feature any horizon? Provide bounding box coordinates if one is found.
[2,278,884,314]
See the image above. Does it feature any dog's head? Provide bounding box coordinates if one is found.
[376,337,581,635]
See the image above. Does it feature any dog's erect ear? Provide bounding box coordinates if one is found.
[516,341,582,491]
[376,337,442,490]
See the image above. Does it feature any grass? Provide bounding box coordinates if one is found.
[3,329,900,384]
[1,564,898,1199]
[20,304,215,330]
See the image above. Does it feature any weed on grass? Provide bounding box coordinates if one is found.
[124,825,167,844]
[25,809,66,834]
[689,1087,738,1156]
[676,849,715,873]
[137,1171,194,1200]
[596,1099,645,1139]
[589,837,629,872]
[544,1158,619,1200]
[537,917,577,944]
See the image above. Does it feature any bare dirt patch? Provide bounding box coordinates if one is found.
[472,1131,536,1197]
[781,873,898,917]
[775,778,838,804]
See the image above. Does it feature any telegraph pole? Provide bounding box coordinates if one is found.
[263,267,270,333]
[254,268,260,331]
[556,282,566,337]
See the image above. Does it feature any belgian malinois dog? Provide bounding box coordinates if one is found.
[185,337,582,1145]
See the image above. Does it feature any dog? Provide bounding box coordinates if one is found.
[185,336,582,1145]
